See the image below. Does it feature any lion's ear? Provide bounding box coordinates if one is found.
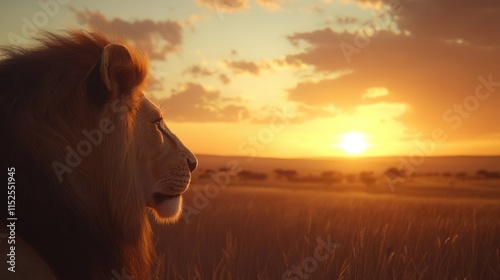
[100,44,134,95]
[86,44,138,106]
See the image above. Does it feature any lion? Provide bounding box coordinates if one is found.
[0,31,197,279]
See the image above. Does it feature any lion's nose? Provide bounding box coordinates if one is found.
[186,157,198,172]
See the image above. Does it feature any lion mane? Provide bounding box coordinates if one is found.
[0,32,163,279]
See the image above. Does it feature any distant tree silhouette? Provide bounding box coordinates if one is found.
[321,171,343,186]
[385,167,402,177]
[238,170,268,181]
[441,172,452,177]
[321,171,335,177]
[218,167,230,172]
[301,174,324,183]
[198,168,215,180]
[274,169,298,181]
[477,169,487,177]
[384,167,406,184]
[360,171,376,187]
[477,169,500,180]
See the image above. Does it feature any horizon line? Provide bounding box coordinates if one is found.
[194,153,500,160]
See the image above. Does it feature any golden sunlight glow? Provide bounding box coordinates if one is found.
[339,131,369,155]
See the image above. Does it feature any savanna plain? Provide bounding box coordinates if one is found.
[154,156,500,280]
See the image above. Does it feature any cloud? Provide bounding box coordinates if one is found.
[184,65,215,77]
[354,102,407,120]
[74,10,182,60]
[285,1,500,136]
[159,83,314,124]
[343,0,500,46]
[273,56,304,68]
[219,74,231,84]
[183,64,231,84]
[160,83,248,122]
[183,13,206,29]
[308,5,324,14]
[255,0,290,11]
[224,59,269,75]
[287,77,362,108]
[196,0,249,12]
[196,0,292,12]
[294,104,338,122]
[334,16,360,25]
[381,0,500,47]
[362,87,389,99]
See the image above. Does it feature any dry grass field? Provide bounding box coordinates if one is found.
[154,177,500,280]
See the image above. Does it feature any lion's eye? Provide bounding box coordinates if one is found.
[153,118,163,130]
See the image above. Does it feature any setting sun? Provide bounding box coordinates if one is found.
[339,131,369,155]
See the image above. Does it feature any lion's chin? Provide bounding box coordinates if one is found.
[148,194,183,224]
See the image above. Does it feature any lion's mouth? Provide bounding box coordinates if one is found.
[152,192,181,205]
[147,190,184,222]
[148,178,191,221]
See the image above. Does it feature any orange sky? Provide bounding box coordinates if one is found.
[1,0,499,158]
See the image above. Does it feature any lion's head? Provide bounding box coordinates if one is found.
[133,89,198,222]
[0,31,197,279]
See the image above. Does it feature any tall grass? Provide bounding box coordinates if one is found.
[155,186,500,280]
